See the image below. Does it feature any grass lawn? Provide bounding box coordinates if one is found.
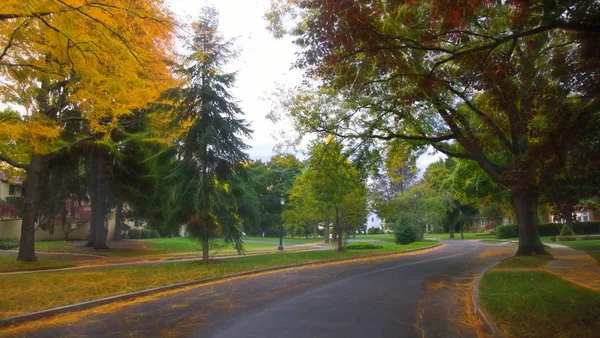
[31,238,294,258]
[0,255,75,273]
[494,254,553,269]
[0,240,437,318]
[480,270,600,338]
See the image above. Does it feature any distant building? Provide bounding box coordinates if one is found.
[367,213,382,229]
[0,170,24,201]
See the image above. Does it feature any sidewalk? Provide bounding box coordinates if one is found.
[544,243,600,291]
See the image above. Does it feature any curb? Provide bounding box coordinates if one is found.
[472,246,514,338]
[0,242,441,328]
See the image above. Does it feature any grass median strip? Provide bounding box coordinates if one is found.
[0,241,436,319]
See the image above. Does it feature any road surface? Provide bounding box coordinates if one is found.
[4,240,514,338]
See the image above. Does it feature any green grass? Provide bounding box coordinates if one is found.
[31,238,293,258]
[480,271,600,338]
[0,255,75,273]
[494,254,553,269]
[32,241,77,252]
[0,241,436,318]
[557,239,600,251]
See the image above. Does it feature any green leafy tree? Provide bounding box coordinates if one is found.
[392,183,447,240]
[155,7,251,262]
[267,0,600,255]
[286,137,367,251]
[0,1,176,260]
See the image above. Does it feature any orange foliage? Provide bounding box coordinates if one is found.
[0,0,179,162]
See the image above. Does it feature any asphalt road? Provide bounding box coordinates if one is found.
[5,240,514,338]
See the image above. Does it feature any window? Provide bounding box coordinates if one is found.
[8,185,16,196]
[583,214,589,222]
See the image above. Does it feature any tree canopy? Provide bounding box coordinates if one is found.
[267,0,600,255]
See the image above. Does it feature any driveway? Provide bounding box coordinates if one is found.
[3,240,514,338]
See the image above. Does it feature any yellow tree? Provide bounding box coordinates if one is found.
[0,1,177,261]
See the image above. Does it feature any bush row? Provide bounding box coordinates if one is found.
[0,238,19,250]
[345,242,384,250]
[496,221,600,239]
[127,228,160,240]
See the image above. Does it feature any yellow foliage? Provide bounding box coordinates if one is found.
[0,0,180,158]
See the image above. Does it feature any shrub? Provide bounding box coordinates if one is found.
[572,221,600,235]
[141,229,152,239]
[496,225,518,239]
[367,227,383,235]
[393,216,417,244]
[128,228,141,240]
[484,221,497,231]
[0,201,19,219]
[345,242,384,250]
[120,232,129,240]
[150,230,161,238]
[5,196,24,216]
[0,238,19,250]
[559,224,575,236]
[538,223,562,236]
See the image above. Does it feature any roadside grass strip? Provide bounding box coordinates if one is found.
[493,255,553,269]
[480,270,600,338]
[0,255,75,273]
[0,241,436,319]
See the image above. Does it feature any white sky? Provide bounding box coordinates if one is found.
[166,0,442,173]
[167,0,302,162]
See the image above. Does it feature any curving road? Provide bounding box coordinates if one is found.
[5,240,514,338]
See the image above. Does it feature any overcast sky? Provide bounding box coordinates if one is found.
[166,0,443,172]
[167,0,302,162]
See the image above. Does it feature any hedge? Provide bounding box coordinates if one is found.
[345,242,384,250]
[496,225,518,239]
[0,238,19,250]
[496,221,600,239]
[128,228,141,240]
[141,229,152,239]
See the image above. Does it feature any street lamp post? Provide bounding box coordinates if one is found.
[278,194,285,251]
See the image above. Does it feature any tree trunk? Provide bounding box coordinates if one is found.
[86,157,97,247]
[113,201,123,241]
[449,221,455,239]
[514,190,547,255]
[17,154,44,262]
[325,223,330,243]
[561,205,575,232]
[335,209,343,252]
[202,235,209,263]
[201,152,210,263]
[93,149,108,250]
